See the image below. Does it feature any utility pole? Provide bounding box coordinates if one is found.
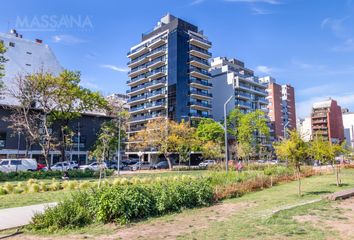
[224,96,234,174]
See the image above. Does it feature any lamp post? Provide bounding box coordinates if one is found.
[17,131,21,158]
[77,122,80,165]
[224,96,234,174]
[117,117,121,176]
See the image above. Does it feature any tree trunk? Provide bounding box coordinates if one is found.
[297,165,301,196]
[165,153,173,170]
[336,164,341,187]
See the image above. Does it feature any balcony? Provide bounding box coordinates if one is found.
[128,95,147,104]
[235,92,251,100]
[146,67,167,80]
[189,67,211,80]
[189,46,212,60]
[189,56,210,70]
[147,56,167,70]
[189,35,212,50]
[129,105,147,114]
[147,89,167,100]
[189,112,212,119]
[189,90,212,100]
[189,78,212,90]
[148,37,167,50]
[128,65,149,78]
[238,83,267,96]
[127,84,148,96]
[127,46,167,68]
[127,45,149,59]
[146,101,166,110]
[188,101,212,110]
[147,77,167,90]
[256,98,268,104]
[236,101,252,109]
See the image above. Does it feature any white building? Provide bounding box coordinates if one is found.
[0,29,62,105]
[210,57,268,122]
[343,111,354,148]
[297,117,312,142]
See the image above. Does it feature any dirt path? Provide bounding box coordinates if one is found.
[7,202,249,240]
[294,198,354,240]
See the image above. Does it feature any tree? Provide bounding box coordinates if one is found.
[309,136,347,186]
[0,41,7,95]
[201,141,223,160]
[236,142,252,163]
[274,130,308,196]
[228,109,270,160]
[48,70,109,163]
[131,118,196,170]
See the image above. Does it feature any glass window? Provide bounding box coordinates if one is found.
[10,160,22,165]
[1,160,9,165]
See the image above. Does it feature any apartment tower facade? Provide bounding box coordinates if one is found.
[311,99,344,143]
[210,57,268,121]
[126,14,212,159]
[259,76,296,140]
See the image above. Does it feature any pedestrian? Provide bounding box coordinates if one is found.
[236,161,243,173]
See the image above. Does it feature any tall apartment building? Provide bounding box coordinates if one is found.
[342,109,354,148]
[126,14,212,159]
[0,29,63,105]
[311,98,344,143]
[259,76,296,140]
[210,57,268,122]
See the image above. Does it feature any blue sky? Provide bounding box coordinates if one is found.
[1,0,354,118]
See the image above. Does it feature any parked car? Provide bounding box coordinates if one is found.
[0,159,38,172]
[199,160,216,167]
[130,162,153,171]
[44,161,73,171]
[153,161,169,169]
[80,162,107,171]
[110,162,131,170]
[66,161,79,169]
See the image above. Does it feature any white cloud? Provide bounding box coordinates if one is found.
[297,85,332,97]
[51,35,85,45]
[251,7,273,15]
[291,59,326,71]
[224,0,281,4]
[100,64,129,73]
[190,0,205,5]
[256,65,273,74]
[81,81,99,90]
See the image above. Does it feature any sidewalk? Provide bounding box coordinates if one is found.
[0,202,57,231]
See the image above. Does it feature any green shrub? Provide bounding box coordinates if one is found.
[0,187,7,195]
[28,192,93,232]
[29,183,40,193]
[50,181,61,191]
[3,183,14,193]
[79,181,91,189]
[13,187,24,194]
[39,182,48,192]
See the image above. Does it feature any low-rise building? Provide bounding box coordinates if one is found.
[342,109,354,148]
[311,98,344,143]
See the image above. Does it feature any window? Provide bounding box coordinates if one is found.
[9,42,15,47]
[25,63,31,66]
[10,160,22,166]
[0,132,5,148]
[0,161,9,166]
[26,52,32,55]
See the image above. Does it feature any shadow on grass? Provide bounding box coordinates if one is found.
[329,183,350,187]
[303,191,333,196]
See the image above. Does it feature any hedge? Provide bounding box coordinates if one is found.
[0,169,115,182]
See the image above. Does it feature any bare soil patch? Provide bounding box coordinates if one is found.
[294,198,354,240]
[8,202,250,240]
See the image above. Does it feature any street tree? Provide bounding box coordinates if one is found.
[274,130,308,196]
[0,41,7,95]
[131,118,196,170]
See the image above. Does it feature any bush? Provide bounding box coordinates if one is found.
[29,192,94,232]
[29,177,214,231]
[0,187,7,195]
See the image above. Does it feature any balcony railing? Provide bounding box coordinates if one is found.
[189,56,209,66]
[147,89,167,98]
[189,90,212,98]
[236,101,252,108]
[189,67,211,77]
[128,95,146,103]
[189,34,212,46]
[127,46,167,66]
[189,46,212,57]
[188,101,212,108]
[189,78,212,87]
[189,112,213,118]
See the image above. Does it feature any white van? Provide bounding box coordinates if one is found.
[0,159,38,172]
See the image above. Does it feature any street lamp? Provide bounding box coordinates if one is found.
[117,117,121,176]
[17,131,21,158]
[224,95,234,174]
